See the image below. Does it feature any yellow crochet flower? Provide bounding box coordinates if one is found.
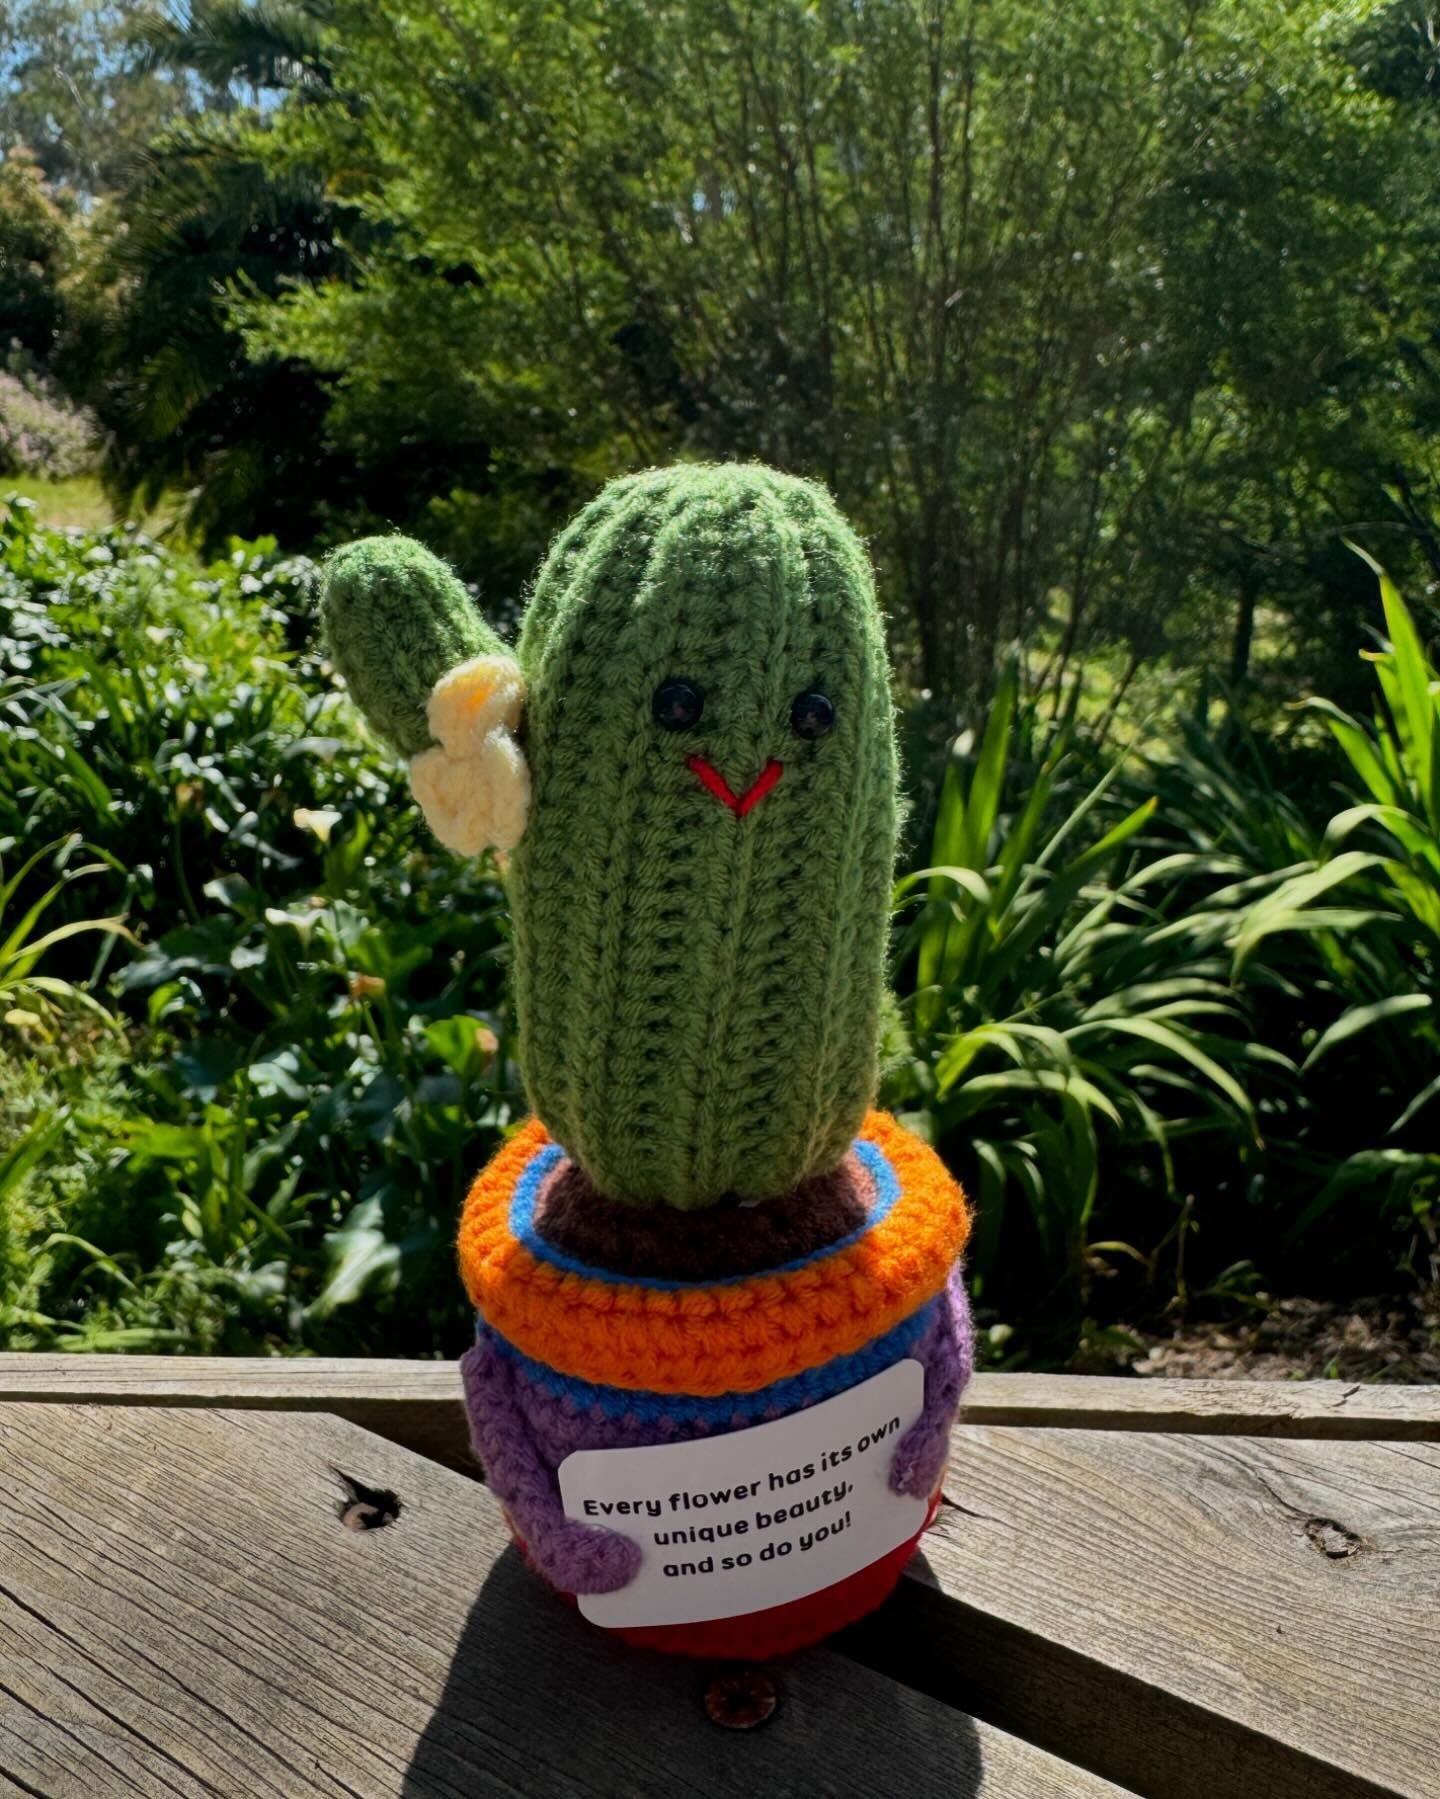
[408,653,530,854]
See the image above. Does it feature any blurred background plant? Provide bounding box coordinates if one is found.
[3,494,1434,1362]
[1,0,1438,1367]
[1,497,521,1352]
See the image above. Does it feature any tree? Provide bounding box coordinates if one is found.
[59,1,379,541]
[0,146,73,360]
[0,1,195,199]
[231,0,1438,707]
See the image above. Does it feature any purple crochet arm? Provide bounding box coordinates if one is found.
[889,1268,974,1500]
[460,1337,642,1594]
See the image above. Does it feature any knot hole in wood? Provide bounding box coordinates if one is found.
[1302,1515,1365,1560]
[334,1468,403,1532]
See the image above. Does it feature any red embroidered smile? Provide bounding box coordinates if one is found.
[686,755,784,816]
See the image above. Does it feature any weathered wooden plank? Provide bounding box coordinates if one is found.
[1,1357,1434,1470]
[0,1355,479,1472]
[844,1425,1440,1799]
[961,1371,1440,1440]
[0,1403,1135,1799]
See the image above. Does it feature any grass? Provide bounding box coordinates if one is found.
[3,473,182,533]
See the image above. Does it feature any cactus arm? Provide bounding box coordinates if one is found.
[888,1268,975,1500]
[320,536,529,853]
[459,1337,642,1595]
[319,535,508,760]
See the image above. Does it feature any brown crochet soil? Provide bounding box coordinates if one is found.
[1109,1290,1440,1384]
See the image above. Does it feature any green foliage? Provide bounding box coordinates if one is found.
[20,0,1430,705]
[2,508,1435,1356]
[133,0,334,96]
[0,496,519,1353]
[0,147,75,361]
[213,0,1440,705]
[0,840,130,1037]
[67,112,361,543]
[0,2,198,198]
[886,667,1276,1335]
[1231,559,1440,1244]
[885,559,1440,1342]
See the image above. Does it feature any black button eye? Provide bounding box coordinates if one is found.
[652,678,705,731]
[790,691,835,740]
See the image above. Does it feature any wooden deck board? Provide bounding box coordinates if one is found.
[1,1356,1434,1482]
[2,1362,1435,1796]
[866,1424,1440,1799]
[0,1402,1135,1799]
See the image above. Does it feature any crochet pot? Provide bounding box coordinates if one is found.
[320,463,974,1658]
[457,1111,971,1657]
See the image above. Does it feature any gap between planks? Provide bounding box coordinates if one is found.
[2,1381,1435,1797]
[848,1423,1440,1799]
[0,1402,1138,1799]
[0,1356,1435,1483]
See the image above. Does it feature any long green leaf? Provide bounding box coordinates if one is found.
[987,797,1157,990]
[1306,699,1396,806]
[1391,1072,1440,1137]
[1301,993,1433,1072]
[964,663,1019,873]
[942,1067,1124,1129]
[1230,851,1389,972]
[1377,568,1436,820]
[0,1110,66,1203]
[895,865,992,907]
[1069,1015,1255,1125]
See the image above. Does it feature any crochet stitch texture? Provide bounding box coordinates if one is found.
[321,463,899,1210]
[318,463,976,1656]
[321,535,505,760]
[514,464,898,1208]
[458,1111,969,1395]
[459,1108,974,1658]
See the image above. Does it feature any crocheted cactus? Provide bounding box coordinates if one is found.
[324,468,974,1659]
[321,464,899,1209]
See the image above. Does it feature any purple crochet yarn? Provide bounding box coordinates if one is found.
[460,1270,974,1595]
[889,1269,973,1499]
[460,1336,643,1594]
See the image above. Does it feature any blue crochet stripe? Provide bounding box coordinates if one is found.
[509,1135,900,1291]
[477,1298,936,1427]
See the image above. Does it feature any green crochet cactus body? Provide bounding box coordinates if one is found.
[513,464,897,1207]
[320,464,900,1210]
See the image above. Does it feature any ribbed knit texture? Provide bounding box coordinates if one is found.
[458,1112,969,1396]
[534,1153,871,1281]
[319,469,972,1658]
[319,536,504,758]
[318,466,899,1211]
[511,464,899,1208]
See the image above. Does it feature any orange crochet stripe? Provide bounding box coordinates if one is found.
[456,1111,970,1396]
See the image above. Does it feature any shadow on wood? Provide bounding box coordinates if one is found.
[402,1545,987,1799]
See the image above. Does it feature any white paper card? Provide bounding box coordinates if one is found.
[558,1358,927,1627]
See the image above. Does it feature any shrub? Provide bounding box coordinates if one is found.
[2,502,1434,1360]
[0,498,517,1353]
[1228,559,1440,1269]
[0,366,98,480]
[885,572,1440,1348]
[885,665,1276,1349]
